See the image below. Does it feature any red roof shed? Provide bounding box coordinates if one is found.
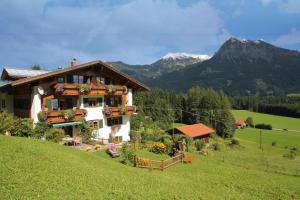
[175,123,215,138]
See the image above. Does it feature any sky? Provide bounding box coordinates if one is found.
[0,0,300,70]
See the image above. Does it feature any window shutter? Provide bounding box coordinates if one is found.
[46,99,52,111]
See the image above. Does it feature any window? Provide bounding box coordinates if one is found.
[1,99,5,109]
[83,97,103,107]
[89,120,103,129]
[107,117,122,127]
[57,77,65,83]
[105,96,122,107]
[96,76,105,85]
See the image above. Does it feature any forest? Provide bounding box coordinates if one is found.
[132,87,235,138]
[230,96,300,118]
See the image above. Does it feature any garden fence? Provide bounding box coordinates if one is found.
[134,153,183,171]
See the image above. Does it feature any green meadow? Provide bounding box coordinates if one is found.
[0,110,299,199]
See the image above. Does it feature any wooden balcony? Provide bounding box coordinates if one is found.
[46,109,86,124]
[53,83,126,96]
[103,106,136,118]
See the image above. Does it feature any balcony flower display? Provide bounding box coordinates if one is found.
[103,106,112,116]
[105,84,116,94]
[78,84,90,94]
[59,109,75,121]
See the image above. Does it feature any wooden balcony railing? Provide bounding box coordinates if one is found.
[53,83,127,96]
[103,106,136,117]
[45,109,87,124]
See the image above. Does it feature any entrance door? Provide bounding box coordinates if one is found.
[64,126,73,137]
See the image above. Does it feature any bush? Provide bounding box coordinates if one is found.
[194,139,206,151]
[45,128,65,142]
[78,120,93,143]
[230,138,239,146]
[283,150,297,159]
[160,135,173,154]
[271,141,277,146]
[120,143,136,165]
[33,121,51,139]
[150,143,166,154]
[0,111,14,135]
[13,118,34,137]
[255,123,272,130]
[212,143,221,151]
[245,117,254,127]
[290,147,298,151]
[37,111,47,122]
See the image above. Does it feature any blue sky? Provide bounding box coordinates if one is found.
[0,0,299,69]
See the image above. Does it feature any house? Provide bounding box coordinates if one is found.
[0,59,149,143]
[175,123,215,142]
[234,119,246,128]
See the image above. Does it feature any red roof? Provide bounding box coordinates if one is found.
[234,119,246,126]
[176,123,215,138]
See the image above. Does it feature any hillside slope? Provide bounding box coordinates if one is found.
[149,38,300,95]
[1,136,299,199]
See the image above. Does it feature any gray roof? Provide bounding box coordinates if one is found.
[4,67,50,78]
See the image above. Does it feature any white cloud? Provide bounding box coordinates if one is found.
[274,28,300,45]
[261,0,300,14]
[0,0,230,67]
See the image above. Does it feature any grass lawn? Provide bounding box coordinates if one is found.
[1,135,300,200]
[231,110,300,130]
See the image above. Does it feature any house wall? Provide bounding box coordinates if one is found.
[79,94,131,142]
[0,92,14,113]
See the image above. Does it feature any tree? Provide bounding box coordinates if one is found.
[0,112,14,135]
[78,120,93,143]
[12,118,34,137]
[31,65,41,70]
[245,117,254,127]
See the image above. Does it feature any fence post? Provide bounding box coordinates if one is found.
[161,160,164,171]
[133,155,137,167]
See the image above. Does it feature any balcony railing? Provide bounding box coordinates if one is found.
[53,83,127,96]
[102,106,136,117]
[43,109,87,124]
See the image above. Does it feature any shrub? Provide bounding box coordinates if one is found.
[290,147,298,151]
[283,150,297,159]
[136,157,150,167]
[78,120,93,143]
[194,139,205,151]
[212,143,221,151]
[271,141,277,146]
[160,135,173,154]
[33,121,51,139]
[230,138,239,146]
[12,118,34,137]
[245,117,254,127]
[0,111,14,135]
[120,143,136,165]
[150,143,166,154]
[45,128,65,142]
[37,111,47,122]
[255,123,272,130]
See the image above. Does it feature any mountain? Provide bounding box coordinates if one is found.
[147,38,300,95]
[109,53,209,79]
[110,38,300,96]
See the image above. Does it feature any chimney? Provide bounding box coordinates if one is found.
[71,58,77,67]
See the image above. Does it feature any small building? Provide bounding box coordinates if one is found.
[175,123,215,142]
[234,119,247,128]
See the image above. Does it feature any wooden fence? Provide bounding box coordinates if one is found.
[134,153,183,171]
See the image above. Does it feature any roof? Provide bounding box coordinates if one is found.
[2,68,50,79]
[235,119,246,126]
[176,123,215,138]
[1,60,149,91]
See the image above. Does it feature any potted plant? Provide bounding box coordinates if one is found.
[119,105,127,115]
[102,106,112,116]
[61,109,75,121]
[105,84,116,94]
[78,84,90,94]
